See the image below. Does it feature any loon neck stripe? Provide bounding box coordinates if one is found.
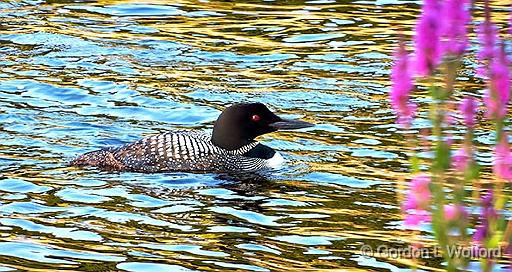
[224,141,259,155]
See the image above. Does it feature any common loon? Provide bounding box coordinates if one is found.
[70,103,313,173]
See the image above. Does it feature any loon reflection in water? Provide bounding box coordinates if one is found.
[70,103,314,173]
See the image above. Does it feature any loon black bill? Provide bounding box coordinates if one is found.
[269,119,314,130]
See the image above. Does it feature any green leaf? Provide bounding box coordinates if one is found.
[429,85,449,101]
[487,232,502,249]
[465,162,480,181]
[433,141,451,172]
[410,154,420,173]
[430,85,441,100]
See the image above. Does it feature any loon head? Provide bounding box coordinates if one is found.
[211,103,313,150]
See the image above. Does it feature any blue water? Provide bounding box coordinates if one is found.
[0,0,511,271]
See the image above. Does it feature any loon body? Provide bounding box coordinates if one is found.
[70,103,313,173]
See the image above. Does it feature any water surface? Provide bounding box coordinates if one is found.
[0,0,511,271]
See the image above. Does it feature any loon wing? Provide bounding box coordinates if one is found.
[111,130,216,172]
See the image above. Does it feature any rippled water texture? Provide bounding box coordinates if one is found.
[0,0,511,271]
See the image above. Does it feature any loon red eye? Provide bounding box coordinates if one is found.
[251,115,261,122]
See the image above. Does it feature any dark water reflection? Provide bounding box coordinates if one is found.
[0,0,511,271]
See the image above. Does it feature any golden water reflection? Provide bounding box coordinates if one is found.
[0,0,511,271]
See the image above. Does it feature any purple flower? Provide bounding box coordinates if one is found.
[510,4,512,35]
[477,0,499,76]
[473,223,487,243]
[403,175,433,209]
[414,0,442,76]
[410,174,431,204]
[506,243,512,269]
[484,46,511,120]
[440,0,471,56]
[403,195,418,210]
[404,209,431,227]
[459,96,477,128]
[452,148,470,172]
[402,174,432,227]
[444,204,467,221]
[473,190,497,243]
[493,133,512,181]
[444,204,458,220]
[444,113,455,126]
[390,39,416,128]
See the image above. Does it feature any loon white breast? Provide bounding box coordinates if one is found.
[70,103,313,173]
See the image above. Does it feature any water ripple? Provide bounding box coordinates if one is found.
[0,179,51,193]
[117,262,198,272]
[0,219,102,241]
[1,0,507,271]
[209,206,288,227]
[0,241,124,264]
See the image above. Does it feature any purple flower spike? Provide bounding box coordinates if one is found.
[414,0,442,76]
[477,21,498,65]
[484,46,511,120]
[452,148,470,172]
[402,174,432,227]
[481,190,493,206]
[390,39,416,128]
[493,134,512,181]
[473,190,497,243]
[444,204,466,221]
[404,209,431,227]
[459,96,477,128]
[440,0,471,56]
[473,223,487,243]
[477,0,499,76]
[410,174,430,192]
[403,195,418,210]
[508,3,512,35]
[510,4,512,35]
